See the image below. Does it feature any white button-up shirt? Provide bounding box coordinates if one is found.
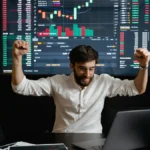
[12,73,139,133]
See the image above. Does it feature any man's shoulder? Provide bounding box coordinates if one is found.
[91,74,114,85]
[50,74,71,81]
[94,73,112,79]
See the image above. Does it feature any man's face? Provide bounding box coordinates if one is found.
[71,60,96,88]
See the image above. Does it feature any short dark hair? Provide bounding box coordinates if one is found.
[69,45,99,65]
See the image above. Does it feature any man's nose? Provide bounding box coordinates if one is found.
[84,69,90,77]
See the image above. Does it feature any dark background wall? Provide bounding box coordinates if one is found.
[0,74,150,142]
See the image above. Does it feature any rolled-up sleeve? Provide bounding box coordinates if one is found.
[11,76,52,96]
[106,75,139,97]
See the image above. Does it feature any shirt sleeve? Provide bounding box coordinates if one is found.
[11,75,53,96]
[105,75,139,97]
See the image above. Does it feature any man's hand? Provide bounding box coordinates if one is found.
[13,40,30,59]
[12,40,29,85]
[134,48,150,67]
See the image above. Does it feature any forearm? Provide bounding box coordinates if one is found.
[134,67,148,94]
[12,57,24,85]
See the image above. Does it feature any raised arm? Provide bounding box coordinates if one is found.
[12,40,29,85]
[134,48,150,94]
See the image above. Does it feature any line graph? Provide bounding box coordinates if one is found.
[36,0,115,37]
[38,0,93,21]
[38,7,91,21]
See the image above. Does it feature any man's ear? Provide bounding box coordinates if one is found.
[70,63,74,70]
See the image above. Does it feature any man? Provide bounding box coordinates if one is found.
[11,40,150,133]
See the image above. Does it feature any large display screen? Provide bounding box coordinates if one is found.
[1,0,150,75]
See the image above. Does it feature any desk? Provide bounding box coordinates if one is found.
[0,133,104,150]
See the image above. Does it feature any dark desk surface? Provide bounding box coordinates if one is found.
[0,133,104,150]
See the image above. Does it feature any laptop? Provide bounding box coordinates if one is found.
[72,109,150,150]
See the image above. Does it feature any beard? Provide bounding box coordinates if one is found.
[73,69,93,87]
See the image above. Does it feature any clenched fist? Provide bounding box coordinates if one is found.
[12,40,30,59]
[134,48,150,67]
